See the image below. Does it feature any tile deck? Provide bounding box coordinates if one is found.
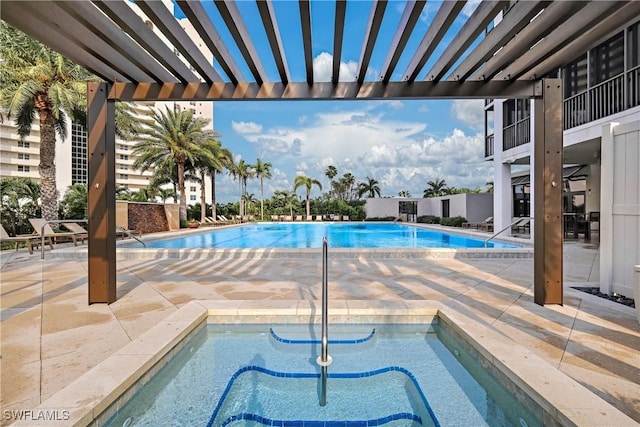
[1,234,638,425]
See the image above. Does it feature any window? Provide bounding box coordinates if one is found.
[629,21,640,68]
[190,186,197,192]
[120,154,129,160]
[18,165,30,172]
[119,174,128,180]
[119,165,129,171]
[590,32,624,86]
[17,141,30,148]
[564,55,587,98]
[190,195,196,201]
[398,201,417,222]
[71,122,88,184]
[119,144,129,151]
[17,153,30,160]
[503,99,516,126]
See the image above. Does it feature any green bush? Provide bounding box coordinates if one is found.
[364,216,397,221]
[417,215,440,224]
[439,216,467,227]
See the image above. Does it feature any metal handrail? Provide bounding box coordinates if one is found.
[483,217,531,247]
[116,226,146,248]
[39,219,88,260]
[316,237,332,406]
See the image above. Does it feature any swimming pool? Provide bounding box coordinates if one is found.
[104,324,541,427]
[144,223,520,249]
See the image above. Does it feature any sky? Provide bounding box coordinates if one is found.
[173,1,491,204]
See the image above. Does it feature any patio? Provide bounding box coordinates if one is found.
[1,237,638,425]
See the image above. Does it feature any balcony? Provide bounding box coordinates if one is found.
[485,134,494,158]
[564,65,639,129]
[503,117,530,151]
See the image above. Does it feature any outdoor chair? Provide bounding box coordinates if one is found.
[314,215,323,222]
[295,215,303,221]
[61,222,89,244]
[463,216,493,230]
[29,218,81,247]
[0,224,42,254]
[511,217,530,234]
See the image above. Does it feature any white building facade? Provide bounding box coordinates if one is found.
[0,0,216,206]
[485,18,640,298]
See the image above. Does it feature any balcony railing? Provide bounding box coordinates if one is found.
[629,65,639,109]
[564,67,639,129]
[485,133,494,157]
[503,117,530,151]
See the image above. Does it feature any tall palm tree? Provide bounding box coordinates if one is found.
[0,23,91,221]
[253,158,272,220]
[294,175,322,219]
[398,190,412,198]
[132,106,216,222]
[358,177,381,198]
[233,159,254,217]
[189,137,223,222]
[208,142,232,221]
[325,165,337,198]
[423,178,448,198]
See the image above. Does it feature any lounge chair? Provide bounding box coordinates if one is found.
[295,215,303,221]
[217,215,234,225]
[271,215,279,222]
[315,215,323,222]
[512,217,530,234]
[29,218,82,246]
[462,216,493,230]
[342,215,350,221]
[61,222,89,244]
[0,224,42,254]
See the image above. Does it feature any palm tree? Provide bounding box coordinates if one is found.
[157,188,176,203]
[132,106,217,222]
[189,137,223,222]
[0,177,41,235]
[294,175,322,219]
[0,23,91,221]
[358,177,381,198]
[325,165,337,197]
[208,143,232,221]
[253,158,272,220]
[59,183,88,219]
[423,178,448,198]
[398,190,412,198]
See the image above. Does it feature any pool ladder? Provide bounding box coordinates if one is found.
[316,237,332,406]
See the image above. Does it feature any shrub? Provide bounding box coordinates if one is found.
[439,216,467,227]
[364,216,397,221]
[417,215,440,224]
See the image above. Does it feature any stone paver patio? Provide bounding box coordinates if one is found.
[1,234,639,425]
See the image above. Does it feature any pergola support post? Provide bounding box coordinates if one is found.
[533,78,563,305]
[87,82,117,304]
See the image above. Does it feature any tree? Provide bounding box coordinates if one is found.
[294,175,322,218]
[0,177,41,235]
[208,143,232,221]
[157,188,176,203]
[398,190,412,198]
[59,183,88,219]
[253,158,272,220]
[423,178,448,198]
[0,23,91,221]
[189,137,223,222]
[133,106,217,222]
[325,165,338,197]
[357,177,381,198]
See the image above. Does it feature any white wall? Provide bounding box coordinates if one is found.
[365,194,493,221]
[601,120,640,297]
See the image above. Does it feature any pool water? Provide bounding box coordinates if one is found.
[144,223,520,249]
[105,324,541,427]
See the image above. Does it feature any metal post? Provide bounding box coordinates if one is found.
[316,237,332,406]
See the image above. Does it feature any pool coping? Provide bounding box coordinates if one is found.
[13,300,636,427]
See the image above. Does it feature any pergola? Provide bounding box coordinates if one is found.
[3,0,637,305]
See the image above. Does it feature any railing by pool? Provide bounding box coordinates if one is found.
[503,116,530,151]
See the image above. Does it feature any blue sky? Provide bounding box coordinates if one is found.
[172,1,490,203]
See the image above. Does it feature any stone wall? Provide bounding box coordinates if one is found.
[127,202,169,234]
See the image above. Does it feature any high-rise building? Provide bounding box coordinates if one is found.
[0,0,216,205]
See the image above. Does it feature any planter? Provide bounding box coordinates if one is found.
[187,222,200,229]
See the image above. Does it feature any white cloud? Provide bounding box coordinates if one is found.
[450,100,484,129]
[461,0,481,17]
[231,105,492,199]
[231,121,263,134]
[313,52,358,82]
